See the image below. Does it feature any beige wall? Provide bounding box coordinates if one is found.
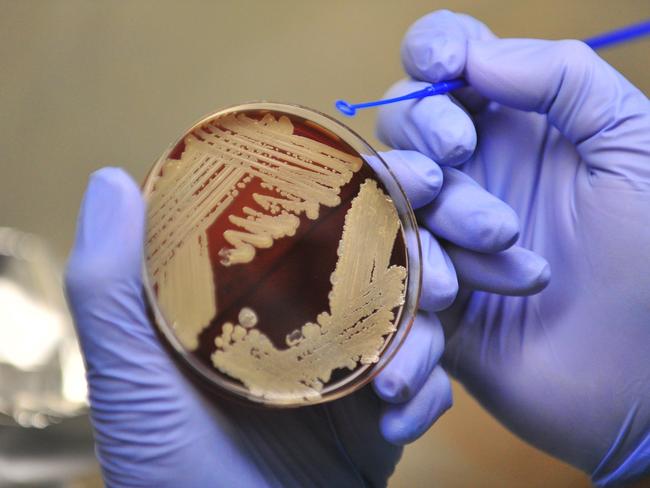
[1,1,648,486]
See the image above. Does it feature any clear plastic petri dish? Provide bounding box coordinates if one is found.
[142,102,421,407]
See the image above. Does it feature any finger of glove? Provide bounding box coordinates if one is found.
[376,79,477,167]
[466,38,650,184]
[446,243,551,295]
[418,167,519,253]
[418,228,458,311]
[65,168,186,399]
[373,311,444,404]
[380,366,453,445]
[374,150,443,209]
[401,10,496,112]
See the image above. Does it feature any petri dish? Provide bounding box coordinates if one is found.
[142,102,421,407]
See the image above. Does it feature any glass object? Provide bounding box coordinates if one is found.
[142,102,421,407]
[0,228,87,427]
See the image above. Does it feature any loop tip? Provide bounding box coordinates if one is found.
[335,100,356,117]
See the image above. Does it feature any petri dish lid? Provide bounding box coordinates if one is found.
[142,102,421,407]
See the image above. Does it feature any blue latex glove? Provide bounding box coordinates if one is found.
[377,10,650,486]
[66,148,489,487]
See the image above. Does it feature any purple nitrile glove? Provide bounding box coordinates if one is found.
[377,10,650,487]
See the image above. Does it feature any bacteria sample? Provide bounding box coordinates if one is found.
[143,103,420,406]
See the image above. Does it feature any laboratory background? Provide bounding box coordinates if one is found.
[1,1,649,486]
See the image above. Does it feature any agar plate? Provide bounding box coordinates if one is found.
[143,103,421,406]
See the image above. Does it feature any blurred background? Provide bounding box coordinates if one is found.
[1,1,649,486]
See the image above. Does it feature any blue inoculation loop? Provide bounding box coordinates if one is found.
[335,19,650,117]
[335,100,357,117]
[584,18,650,50]
[335,79,468,117]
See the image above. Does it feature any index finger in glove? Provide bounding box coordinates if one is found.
[376,79,477,167]
[376,11,494,166]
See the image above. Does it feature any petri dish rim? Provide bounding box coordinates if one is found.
[141,101,422,408]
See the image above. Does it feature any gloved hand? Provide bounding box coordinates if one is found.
[377,10,650,486]
[65,145,546,487]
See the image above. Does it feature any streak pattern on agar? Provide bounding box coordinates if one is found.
[146,113,362,350]
[211,179,406,402]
